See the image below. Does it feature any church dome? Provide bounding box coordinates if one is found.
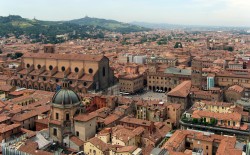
[52,89,81,105]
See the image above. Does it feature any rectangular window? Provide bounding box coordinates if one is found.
[76,131,79,137]
[66,113,70,121]
[53,128,57,136]
[56,113,59,120]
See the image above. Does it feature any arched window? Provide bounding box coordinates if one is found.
[61,66,65,71]
[83,82,87,86]
[26,64,30,68]
[37,64,41,69]
[75,67,79,73]
[88,68,93,74]
[49,65,53,70]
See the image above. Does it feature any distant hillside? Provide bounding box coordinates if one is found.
[0,15,150,43]
[0,15,107,43]
[130,21,183,29]
[69,16,150,33]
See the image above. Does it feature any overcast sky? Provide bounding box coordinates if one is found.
[1,0,250,27]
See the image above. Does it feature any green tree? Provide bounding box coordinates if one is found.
[228,47,234,52]
[15,52,23,59]
[174,42,183,48]
[192,118,198,124]
[210,118,217,125]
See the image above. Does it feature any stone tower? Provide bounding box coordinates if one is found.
[191,58,203,89]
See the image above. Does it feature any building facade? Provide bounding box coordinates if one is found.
[11,52,115,93]
[119,74,144,94]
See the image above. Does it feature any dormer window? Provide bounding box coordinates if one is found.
[49,65,53,70]
[61,66,65,71]
[75,67,79,73]
[88,68,93,74]
[37,64,41,69]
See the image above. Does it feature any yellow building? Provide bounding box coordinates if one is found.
[84,137,109,155]
[119,74,144,94]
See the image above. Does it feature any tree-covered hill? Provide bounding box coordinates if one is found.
[69,16,150,33]
[0,15,150,43]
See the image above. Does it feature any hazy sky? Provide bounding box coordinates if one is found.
[1,0,250,27]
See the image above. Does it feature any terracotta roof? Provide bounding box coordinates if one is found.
[79,74,94,81]
[70,136,84,146]
[0,115,11,123]
[162,130,233,153]
[228,85,244,93]
[116,146,137,153]
[112,127,135,143]
[74,112,97,122]
[12,110,38,122]
[9,90,25,96]
[49,120,62,126]
[35,105,51,114]
[88,137,109,152]
[119,116,152,127]
[11,95,33,103]
[23,53,105,62]
[133,127,145,135]
[0,84,14,92]
[0,123,20,134]
[18,141,53,155]
[167,80,191,97]
[216,137,242,155]
[192,110,241,122]
[21,128,36,138]
[0,100,7,108]
[104,114,120,125]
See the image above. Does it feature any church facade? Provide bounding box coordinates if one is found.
[11,52,115,93]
